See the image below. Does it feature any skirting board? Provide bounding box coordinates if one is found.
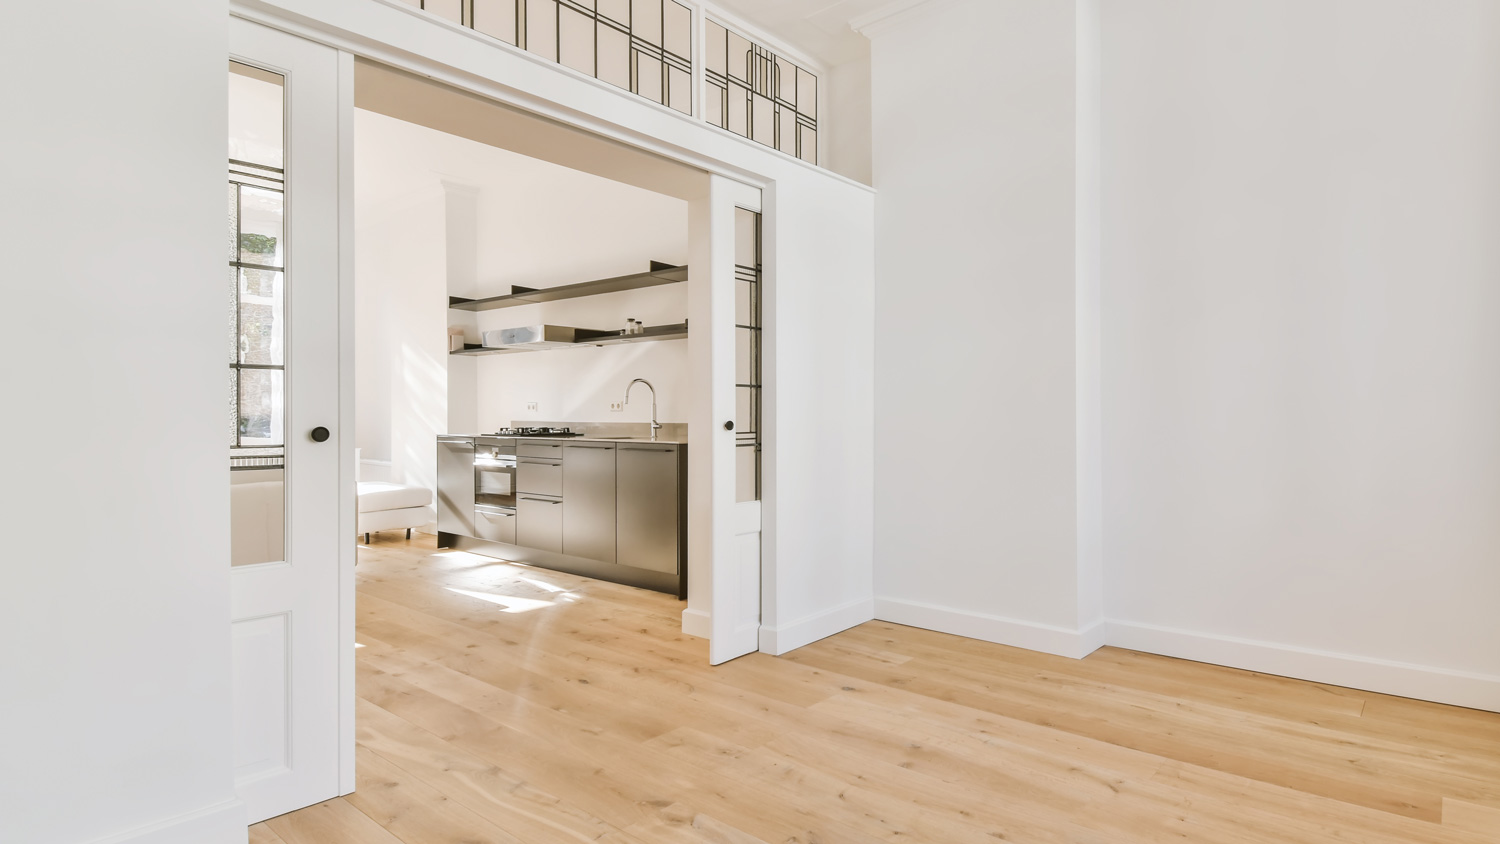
[875,598,1106,660]
[82,798,245,844]
[681,607,711,639]
[872,597,1500,712]
[759,597,875,655]
[1109,620,1500,714]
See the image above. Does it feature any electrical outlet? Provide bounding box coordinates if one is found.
[526,402,538,412]
[610,401,624,412]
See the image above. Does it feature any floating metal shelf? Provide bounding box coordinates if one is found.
[447,264,688,312]
[449,322,689,356]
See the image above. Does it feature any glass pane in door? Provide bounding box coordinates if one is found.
[734,207,761,503]
[229,61,287,566]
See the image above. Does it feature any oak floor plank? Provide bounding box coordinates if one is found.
[345,745,528,844]
[247,823,287,844]
[264,797,404,844]
[1443,798,1500,836]
[354,697,649,844]
[786,637,1455,821]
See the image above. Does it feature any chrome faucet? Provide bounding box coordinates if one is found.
[624,378,661,441]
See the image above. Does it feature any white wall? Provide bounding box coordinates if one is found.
[1100,0,1500,708]
[827,49,873,186]
[0,2,245,843]
[866,0,1101,655]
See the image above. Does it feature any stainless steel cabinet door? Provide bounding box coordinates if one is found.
[474,507,516,544]
[616,445,681,574]
[517,495,564,553]
[436,439,476,537]
[563,443,616,563]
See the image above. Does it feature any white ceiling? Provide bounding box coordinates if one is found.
[708,0,890,67]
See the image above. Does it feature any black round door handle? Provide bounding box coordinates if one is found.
[310,426,331,443]
[724,421,734,431]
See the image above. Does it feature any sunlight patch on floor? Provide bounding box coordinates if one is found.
[447,586,556,614]
[517,576,567,593]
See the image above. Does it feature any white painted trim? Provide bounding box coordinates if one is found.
[358,458,392,468]
[849,0,972,38]
[681,607,712,639]
[336,45,359,799]
[874,599,1497,710]
[1108,620,1500,714]
[80,798,245,844]
[1077,617,1107,657]
[759,596,874,655]
[875,598,1106,660]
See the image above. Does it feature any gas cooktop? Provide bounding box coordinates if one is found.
[489,427,583,438]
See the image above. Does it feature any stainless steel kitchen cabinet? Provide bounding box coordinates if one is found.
[436,437,475,537]
[616,444,682,574]
[563,443,616,564]
[517,495,564,553]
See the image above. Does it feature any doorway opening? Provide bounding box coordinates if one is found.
[230,26,768,822]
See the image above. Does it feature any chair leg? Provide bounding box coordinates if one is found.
[364,533,370,544]
[406,528,412,540]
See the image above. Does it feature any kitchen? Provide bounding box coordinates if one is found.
[353,66,760,606]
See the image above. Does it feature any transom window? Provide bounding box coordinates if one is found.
[393,0,824,167]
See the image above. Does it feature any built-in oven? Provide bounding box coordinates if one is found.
[474,438,517,510]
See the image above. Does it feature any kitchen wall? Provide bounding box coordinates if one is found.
[1099,0,1500,707]
[354,156,449,511]
[467,162,689,431]
[354,107,690,497]
[0,2,245,843]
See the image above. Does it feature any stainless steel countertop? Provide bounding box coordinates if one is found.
[444,433,687,445]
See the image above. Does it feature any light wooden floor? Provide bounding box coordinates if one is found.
[253,534,1500,843]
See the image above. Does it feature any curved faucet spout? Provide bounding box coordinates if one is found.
[624,378,662,441]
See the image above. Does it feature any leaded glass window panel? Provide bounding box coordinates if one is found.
[404,0,693,116]
[734,207,761,503]
[706,20,818,165]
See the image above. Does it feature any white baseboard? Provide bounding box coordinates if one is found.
[1108,620,1500,713]
[870,598,1499,711]
[759,597,875,655]
[84,798,245,844]
[875,597,1106,659]
[681,607,711,639]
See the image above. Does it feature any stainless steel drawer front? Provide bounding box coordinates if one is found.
[474,507,516,544]
[518,442,564,458]
[517,495,563,553]
[517,460,563,496]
